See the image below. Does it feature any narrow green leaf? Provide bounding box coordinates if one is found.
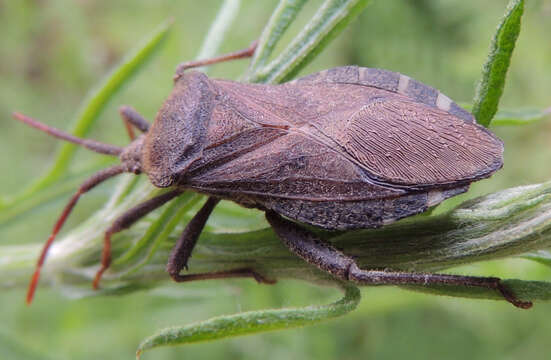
[193,0,241,73]
[472,0,524,127]
[492,107,551,126]
[401,279,551,303]
[11,20,172,202]
[113,193,202,269]
[248,0,309,73]
[521,250,551,268]
[136,284,360,358]
[452,103,550,127]
[249,0,372,84]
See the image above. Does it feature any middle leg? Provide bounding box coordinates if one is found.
[166,196,220,278]
[167,196,275,284]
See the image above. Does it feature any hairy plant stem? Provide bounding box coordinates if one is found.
[3,181,551,303]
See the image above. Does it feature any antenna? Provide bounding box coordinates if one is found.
[13,112,123,156]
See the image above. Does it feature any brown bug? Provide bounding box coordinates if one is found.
[15,42,532,309]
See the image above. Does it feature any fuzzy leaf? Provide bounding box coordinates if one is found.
[248,0,372,84]
[113,193,202,272]
[135,284,360,358]
[248,0,309,73]
[492,107,551,126]
[521,250,551,268]
[4,181,551,305]
[193,0,241,73]
[472,0,524,127]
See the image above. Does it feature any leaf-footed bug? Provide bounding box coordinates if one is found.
[14,41,532,309]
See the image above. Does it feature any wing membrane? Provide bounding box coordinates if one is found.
[340,97,503,186]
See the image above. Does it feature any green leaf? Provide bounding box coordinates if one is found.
[135,284,360,358]
[404,279,551,303]
[248,0,309,73]
[192,0,241,73]
[248,0,372,84]
[472,0,524,127]
[492,107,551,126]
[113,193,202,271]
[453,104,550,127]
[8,20,172,204]
[521,250,551,268]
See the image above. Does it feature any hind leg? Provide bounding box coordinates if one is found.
[266,210,531,309]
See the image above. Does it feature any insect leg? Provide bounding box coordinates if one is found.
[92,190,182,289]
[266,211,532,309]
[169,268,275,284]
[119,106,150,140]
[174,40,257,80]
[26,165,126,304]
[167,196,275,284]
[166,197,220,278]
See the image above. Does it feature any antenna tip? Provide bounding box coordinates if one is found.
[26,269,41,306]
[12,112,36,126]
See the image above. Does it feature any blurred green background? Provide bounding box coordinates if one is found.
[1,0,551,359]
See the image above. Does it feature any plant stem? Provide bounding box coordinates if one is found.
[3,181,551,304]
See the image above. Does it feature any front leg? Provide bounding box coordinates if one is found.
[167,197,274,284]
[93,190,183,289]
[119,106,150,140]
[265,210,532,309]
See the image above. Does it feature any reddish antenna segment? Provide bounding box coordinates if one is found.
[12,112,123,156]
